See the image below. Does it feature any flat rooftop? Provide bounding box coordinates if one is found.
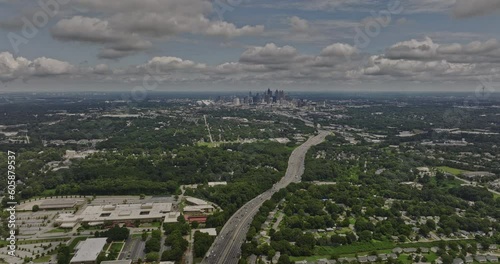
[185,197,208,205]
[183,205,214,212]
[70,238,107,263]
[39,199,84,209]
[80,202,172,222]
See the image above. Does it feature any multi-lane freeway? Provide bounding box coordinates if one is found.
[201,131,330,264]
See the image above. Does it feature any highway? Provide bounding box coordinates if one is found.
[201,131,330,264]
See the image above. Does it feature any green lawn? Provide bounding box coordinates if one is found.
[437,166,468,176]
[46,228,69,233]
[41,189,56,196]
[131,233,144,238]
[315,240,395,256]
[397,253,438,263]
[33,255,52,263]
[196,142,221,148]
[109,242,124,253]
[18,237,69,245]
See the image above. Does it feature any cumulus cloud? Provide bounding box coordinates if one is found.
[453,0,500,18]
[386,37,500,63]
[51,16,152,59]
[0,52,75,82]
[140,56,207,72]
[353,37,500,82]
[91,64,112,75]
[240,43,300,65]
[48,0,265,59]
[289,16,310,33]
[3,38,500,87]
[321,43,358,57]
[360,56,475,78]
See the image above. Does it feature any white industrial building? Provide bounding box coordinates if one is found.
[70,237,107,264]
[55,202,174,227]
[185,197,208,206]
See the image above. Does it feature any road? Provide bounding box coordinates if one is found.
[445,173,500,196]
[201,131,330,264]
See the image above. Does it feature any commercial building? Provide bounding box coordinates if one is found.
[208,181,227,187]
[70,238,107,264]
[185,197,208,206]
[39,198,84,210]
[185,215,207,223]
[55,202,174,227]
[197,228,217,236]
[183,205,215,216]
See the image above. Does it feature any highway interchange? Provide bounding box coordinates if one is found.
[201,131,330,264]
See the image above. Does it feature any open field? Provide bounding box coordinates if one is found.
[437,166,469,176]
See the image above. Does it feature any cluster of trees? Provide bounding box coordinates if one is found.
[449,186,494,202]
[145,229,163,254]
[242,176,499,260]
[161,217,190,262]
[189,143,292,230]
[193,231,215,258]
[40,141,290,198]
[1,102,312,203]
[56,245,70,264]
[95,225,130,242]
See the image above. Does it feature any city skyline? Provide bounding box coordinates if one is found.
[0,0,499,92]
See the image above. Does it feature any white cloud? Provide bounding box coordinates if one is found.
[0,52,75,82]
[289,16,309,33]
[240,43,300,65]
[48,0,265,59]
[386,37,500,63]
[52,16,153,59]
[3,38,500,88]
[321,43,358,57]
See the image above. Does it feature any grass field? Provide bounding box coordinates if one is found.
[17,237,69,245]
[109,242,124,253]
[196,142,219,147]
[437,166,468,176]
[33,255,51,263]
[397,252,438,263]
[131,233,144,238]
[46,228,69,233]
[315,240,395,256]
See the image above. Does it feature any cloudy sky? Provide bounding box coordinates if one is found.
[0,0,499,92]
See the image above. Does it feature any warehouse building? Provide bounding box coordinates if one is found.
[70,237,107,264]
[55,202,174,227]
[80,203,172,225]
[183,205,215,216]
[39,198,85,210]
